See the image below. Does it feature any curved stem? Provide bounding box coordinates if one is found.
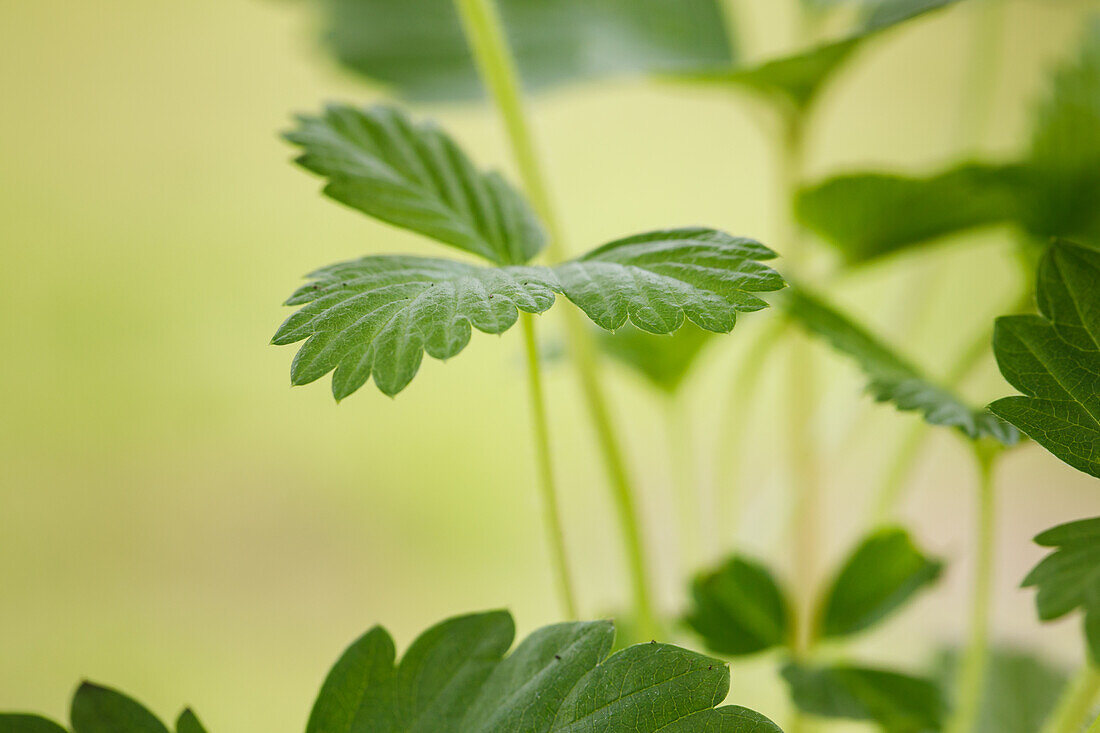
[947,442,1000,733]
[520,313,578,619]
[453,0,658,638]
[1040,664,1100,733]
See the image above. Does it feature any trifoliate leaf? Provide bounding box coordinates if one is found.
[274,229,785,398]
[781,662,946,732]
[308,610,782,732]
[787,286,1018,443]
[935,646,1068,733]
[1022,517,1100,664]
[70,683,169,733]
[285,104,546,266]
[0,716,68,733]
[175,711,208,733]
[991,240,1100,476]
[685,555,792,657]
[320,0,737,102]
[597,322,714,394]
[819,526,943,639]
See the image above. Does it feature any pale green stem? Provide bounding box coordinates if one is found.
[520,313,578,620]
[1040,664,1100,733]
[947,443,1000,733]
[956,0,1006,153]
[453,0,659,638]
[1090,714,1100,733]
[666,394,705,572]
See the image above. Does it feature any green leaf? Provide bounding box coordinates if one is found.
[685,555,792,656]
[787,286,1018,443]
[175,711,207,733]
[679,0,962,110]
[1022,517,1100,664]
[0,716,68,733]
[320,0,736,102]
[936,646,1069,733]
[70,683,169,733]
[309,610,782,732]
[285,104,546,266]
[274,229,784,398]
[781,662,946,732]
[819,526,944,639]
[991,240,1100,476]
[597,322,714,393]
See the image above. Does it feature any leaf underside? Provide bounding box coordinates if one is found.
[786,286,1018,443]
[1022,516,1100,664]
[685,555,792,657]
[991,240,1100,476]
[307,610,781,733]
[597,322,714,393]
[274,229,784,398]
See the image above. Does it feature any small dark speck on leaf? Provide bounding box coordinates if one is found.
[554,654,561,660]
[708,665,713,670]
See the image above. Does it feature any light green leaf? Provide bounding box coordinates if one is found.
[991,240,1100,476]
[0,716,68,733]
[274,229,784,398]
[787,286,1018,443]
[1022,517,1100,664]
[781,662,945,732]
[936,646,1068,733]
[285,104,546,266]
[685,555,792,657]
[597,322,714,394]
[309,610,782,732]
[320,0,736,102]
[819,526,943,639]
[175,711,207,733]
[70,683,169,733]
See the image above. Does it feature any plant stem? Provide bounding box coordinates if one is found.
[1091,714,1100,733]
[947,442,1000,733]
[453,0,659,638]
[956,0,1006,153]
[666,394,705,571]
[1040,664,1100,733]
[520,312,578,619]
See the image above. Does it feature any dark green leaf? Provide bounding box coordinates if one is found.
[1022,517,1100,664]
[285,104,546,266]
[0,716,68,733]
[597,322,714,393]
[309,610,782,732]
[782,662,945,732]
[175,711,206,733]
[321,0,736,102]
[274,229,784,398]
[685,555,792,656]
[787,286,1018,443]
[936,646,1069,733]
[70,683,169,733]
[819,526,944,639]
[991,240,1100,476]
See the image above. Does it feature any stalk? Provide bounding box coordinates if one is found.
[520,312,578,619]
[946,442,1000,733]
[453,0,659,638]
[1039,664,1100,733]
[1091,713,1100,733]
[666,394,705,570]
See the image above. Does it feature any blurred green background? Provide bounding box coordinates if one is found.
[1,0,1098,729]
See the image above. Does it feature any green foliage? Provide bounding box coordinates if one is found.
[308,610,782,732]
[319,0,736,102]
[597,323,713,394]
[991,240,1100,476]
[285,104,546,266]
[786,286,1018,443]
[781,662,945,732]
[684,555,792,657]
[0,683,204,733]
[1022,517,1100,664]
[0,717,68,733]
[174,712,208,733]
[819,526,944,639]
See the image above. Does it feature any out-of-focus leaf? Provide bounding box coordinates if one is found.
[175,711,208,733]
[782,662,946,732]
[936,646,1069,733]
[309,610,782,732]
[597,322,714,393]
[685,555,792,656]
[321,0,736,102]
[819,526,944,639]
[0,716,68,733]
[70,683,170,733]
[1022,517,1100,664]
[787,286,1019,443]
[991,240,1100,476]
